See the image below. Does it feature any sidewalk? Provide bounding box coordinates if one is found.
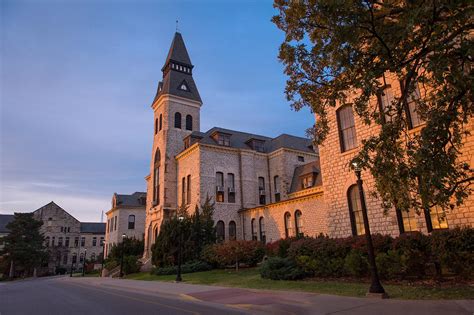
[61,277,474,315]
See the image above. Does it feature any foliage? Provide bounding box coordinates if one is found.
[260,257,308,280]
[344,249,368,277]
[1,213,48,278]
[151,196,216,267]
[151,260,212,275]
[201,240,265,269]
[392,232,432,278]
[108,238,144,262]
[265,237,296,258]
[104,260,118,271]
[430,227,474,278]
[122,256,142,275]
[273,0,473,216]
[376,250,404,280]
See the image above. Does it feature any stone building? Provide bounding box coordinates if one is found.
[104,192,146,258]
[141,32,473,263]
[32,202,105,274]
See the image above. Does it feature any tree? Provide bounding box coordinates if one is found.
[273,0,473,217]
[2,213,48,277]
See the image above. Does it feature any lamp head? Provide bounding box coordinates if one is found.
[122,234,126,238]
[178,216,184,222]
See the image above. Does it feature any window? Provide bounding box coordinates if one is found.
[159,114,163,131]
[60,227,63,232]
[406,83,424,128]
[186,115,192,131]
[45,236,50,247]
[430,206,449,230]
[248,139,265,152]
[114,216,117,231]
[154,118,158,134]
[100,237,104,246]
[274,176,281,202]
[184,137,191,149]
[81,237,85,247]
[378,85,395,123]
[182,177,186,205]
[295,210,303,236]
[258,177,266,205]
[80,253,84,263]
[259,217,266,243]
[74,237,79,247]
[128,215,135,230]
[301,175,314,189]
[63,254,68,265]
[251,218,257,241]
[72,253,77,264]
[187,175,191,205]
[91,253,96,262]
[52,237,55,247]
[153,149,161,205]
[67,227,70,233]
[47,217,52,226]
[298,156,304,162]
[92,237,97,246]
[216,172,224,202]
[229,221,236,241]
[215,133,230,146]
[284,212,292,238]
[348,185,365,236]
[398,208,418,233]
[336,106,357,152]
[58,237,63,247]
[216,221,225,243]
[174,112,182,128]
[107,219,110,233]
[65,237,70,247]
[227,173,235,203]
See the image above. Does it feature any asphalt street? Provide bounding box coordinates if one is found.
[0,276,247,315]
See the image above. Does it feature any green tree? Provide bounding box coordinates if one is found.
[273,0,473,216]
[2,213,48,277]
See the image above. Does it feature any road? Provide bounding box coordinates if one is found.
[0,276,247,315]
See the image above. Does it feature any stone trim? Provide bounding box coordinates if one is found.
[152,94,202,111]
[239,189,324,213]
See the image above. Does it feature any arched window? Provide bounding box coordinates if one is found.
[186,115,193,131]
[336,105,357,152]
[174,112,182,129]
[347,184,364,236]
[154,118,158,134]
[159,114,163,131]
[229,221,236,241]
[295,210,303,237]
[128,215,135,229]
[91,253,96,262]
[153,226,158,242]
[72,253,77,264]
[284,212,292,238]
[259,217,266,243]
[153,149,161,205]
[251,218,257,240]
[216,221,225,243]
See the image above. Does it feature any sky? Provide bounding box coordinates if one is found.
[0,0,314,222]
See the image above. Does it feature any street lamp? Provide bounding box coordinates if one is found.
[176,216,184,282]
[119,234,126,278]
[352,162,387,297]
[82,249,87,277]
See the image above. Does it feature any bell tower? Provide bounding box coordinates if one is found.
[143,32,202,259]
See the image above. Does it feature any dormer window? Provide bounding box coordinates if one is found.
[301,174,315,189]
[212,132,231,147]
[178,80,190,92]
[247,139,265,152]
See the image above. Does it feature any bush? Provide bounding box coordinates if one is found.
[151,260,212,275]
[431,227,474,279]
[260,257,308,280]
[392,232,431,278]
[104,260,118,271]
[344,249,368,277]
[122,255,141,275]
[201,241,265,268]
[376,250,403,280]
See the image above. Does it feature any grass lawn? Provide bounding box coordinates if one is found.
[125,268,474,300]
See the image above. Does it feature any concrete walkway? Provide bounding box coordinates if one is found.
[60,277,474,315]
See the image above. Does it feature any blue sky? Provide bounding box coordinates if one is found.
[0,0,314,221]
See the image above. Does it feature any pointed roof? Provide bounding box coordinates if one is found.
[164,32,192,67]
[153,32,202,104]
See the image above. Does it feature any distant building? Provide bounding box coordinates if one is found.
[31,202,105,274]
[104,192,146,258]
[0,214,14,251]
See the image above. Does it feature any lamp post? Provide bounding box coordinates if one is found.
[82,249,87,277]
[176,216,184,282]
[353,162,387,297]
[119,234,126,278]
